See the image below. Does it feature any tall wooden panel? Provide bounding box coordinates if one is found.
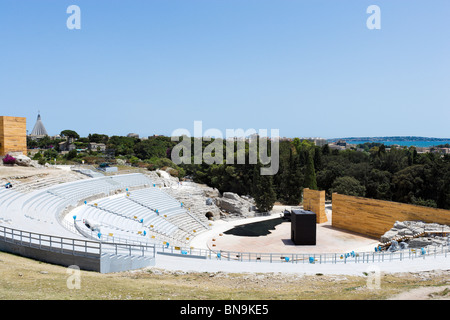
[332,193,450,239]
[303,188,328,224]
[0,116,27,156]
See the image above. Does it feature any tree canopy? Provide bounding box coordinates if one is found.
[26,132,450,211]
[60,130,80,140]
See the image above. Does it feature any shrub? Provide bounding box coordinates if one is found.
[32,152,42,160]
[166,167,179,177]
[65,149,78,160]
[330,176,366,197]
[2,154,16,165]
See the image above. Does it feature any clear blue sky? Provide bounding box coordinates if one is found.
[1,0,449,139]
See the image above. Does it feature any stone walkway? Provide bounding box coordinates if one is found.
[191,206,380,255]
[153,251,450,275]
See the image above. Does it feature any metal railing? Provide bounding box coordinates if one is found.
[70,219,450,265]
[0,225,100,257]
[210,245,449,264]
[1,223,447,269]
[0,225,156,259]
[154,242,449,264]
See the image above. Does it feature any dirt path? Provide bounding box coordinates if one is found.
[388,285,450,300]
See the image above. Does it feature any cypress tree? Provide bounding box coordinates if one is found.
[280,148,304,204]
[304,151,318,190]
[252,162,277,213]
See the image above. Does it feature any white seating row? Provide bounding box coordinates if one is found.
[1,173,207,246]
[92,196,178,235]
[128,187,210,232]
[10,174,152,231]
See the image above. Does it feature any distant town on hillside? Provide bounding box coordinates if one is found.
[329,136,450,142]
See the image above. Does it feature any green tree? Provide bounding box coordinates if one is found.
[179,135,450,210]
[407,147,418,166]
[43,148,58,160]
[372,147,408,174]
[313,146,323,171]
[303,151,317,190]
[366,169,392,200]
[36,135,53,149]
[252,163,277,213]
[65,149,78,160]
[316,157,346,194]
[391,165,425,204]
[88,133,109,144]
[330,176,366,197]
[279,148,303,205]
[134,136,174,160]
[27,136,38,149]
[411,197,437,208]
[32,152,42,160]
[60,130,80,140]
[436,164,450,209]
[321,144,330,156]
[107,136,136,156]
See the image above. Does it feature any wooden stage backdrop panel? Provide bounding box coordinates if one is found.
[332,193,450,239]
[303,188,328,224]
[0,116,27,156]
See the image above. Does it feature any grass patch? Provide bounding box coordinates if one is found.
[0,251,447,300]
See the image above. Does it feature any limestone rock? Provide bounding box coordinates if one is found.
[205,188,220,198]
[146,173,256,220]
[408,238,433,248]
[398,229,413,236]
[394,221,407,229]
[116,159,126,165]
[162,180,222,221]
[223,192,241,201]
[29,160,40,168]
[14,155,32,167]
[215,192,255,217]
[380,230,397,243]
[380,220,450,249]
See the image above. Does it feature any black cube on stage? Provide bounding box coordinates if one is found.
[291,209,316,245]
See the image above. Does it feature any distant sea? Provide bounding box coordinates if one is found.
[337,140,450,148]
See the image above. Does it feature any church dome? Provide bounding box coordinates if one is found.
[30,113,48,136]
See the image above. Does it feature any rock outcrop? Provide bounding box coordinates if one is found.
[214,192,256,218]
[163,181,223,221]
[14,155,32,167]
[160,176,257,220]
